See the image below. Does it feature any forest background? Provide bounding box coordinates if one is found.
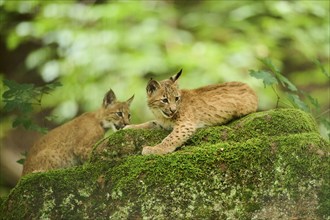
[0,0,329,196]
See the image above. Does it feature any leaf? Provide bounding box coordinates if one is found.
[12,117,48,133]
[258,57,281,74]
[3,101,18,112]
[16,158,25,165]
[45,115,58,122]
[257,58,298,91]
[12,117,30,128]
[40,81,62,94]
[319,118,330,139]
[301,91,320,109]
[275,73,298,92]
[29,123,48,134]
[314,59,330,78]
[322,118,330,130]
[3,79,19,99]
[249,69,278,88]
[3,79,18,89]
[286,93,310,112]
[16,152,28,165]
[3,96,34,114]
[20,102,34,114]
[3,79,36,100]
[2,79,60,133]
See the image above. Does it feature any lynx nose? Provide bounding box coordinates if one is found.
[169,107,176,114]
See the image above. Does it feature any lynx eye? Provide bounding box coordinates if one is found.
[175,96,180,102]
[161,98,169,103]
[116,112,123,117]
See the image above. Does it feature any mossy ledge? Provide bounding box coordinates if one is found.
[1,108,329,219]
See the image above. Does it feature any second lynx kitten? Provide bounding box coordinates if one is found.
[22,89,134,175]
[125,69,258,155]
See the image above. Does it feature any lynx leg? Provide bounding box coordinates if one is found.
[142,122,196,155]
[124,120,161,130]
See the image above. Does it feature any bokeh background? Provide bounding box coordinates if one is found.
[1,0,329,196]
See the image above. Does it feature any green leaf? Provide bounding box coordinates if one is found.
[45,115,58,122]
[40,81,62,94]
[29,123,48,134]
[3,98,34,113]
[322,118,330,129]
[319,118,330,139]
[12,117,29,128]
[2,79,60,134]
[275,73,298,92]
[3,79,16,88]
[16,152,28,165]
[16,158,25,165]
[314,59,329,78]
[249,69,278,88]
[12,117,48,133]
[2,90,13,99]
[20,102,34,114]
[3,79,36,100]
[3,79,18,98]
[258,57,279,74]
[286,93,310,112]
[3,101,18,112]
[257,58,297,91]
[301,91,320,109]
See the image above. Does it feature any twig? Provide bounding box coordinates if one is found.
[271,86,281,108]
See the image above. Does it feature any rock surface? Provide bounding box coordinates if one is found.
[1,108,329,219]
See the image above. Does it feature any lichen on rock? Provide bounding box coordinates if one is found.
[1,108,329,219]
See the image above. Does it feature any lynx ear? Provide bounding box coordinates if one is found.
[170,69,182,82]
[146,79,161,96]
[126,94,134,106]
[103,89,117,107]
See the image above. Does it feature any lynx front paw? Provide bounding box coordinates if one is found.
[142,145,175,155]
[123,125,135,130]
[141,146,156,155]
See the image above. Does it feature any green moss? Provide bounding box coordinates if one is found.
[228,108,318,140]
[91,108,319,163]
[318,183,330,217]
[1,108,329,219]
[90,129,169,162]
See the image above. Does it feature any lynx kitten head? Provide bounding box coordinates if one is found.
[101,89,134,130]
[146,69,182,119]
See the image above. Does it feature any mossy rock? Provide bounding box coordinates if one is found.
[1,108,329,219]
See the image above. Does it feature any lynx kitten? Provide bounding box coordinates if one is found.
[125,69,258,155]
[22,89,134,175]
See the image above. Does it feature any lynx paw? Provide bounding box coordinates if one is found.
[142,146,175,155]
[123,125,135,130]
[32,169,46,174]
[142,146,156,155]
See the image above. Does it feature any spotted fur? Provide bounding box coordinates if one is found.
[22,89,134,175]
[125,69,258,155]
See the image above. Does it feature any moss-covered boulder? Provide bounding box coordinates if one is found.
[1,108,329,219]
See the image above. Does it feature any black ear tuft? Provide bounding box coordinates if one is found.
[170,69,183,82]
[103,89,117,107]
[146,79,161,96]
[126,94,134,106]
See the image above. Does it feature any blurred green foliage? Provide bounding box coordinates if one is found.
[0,0,329,135]
[2,79,61,133]
[250,58,330,137]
